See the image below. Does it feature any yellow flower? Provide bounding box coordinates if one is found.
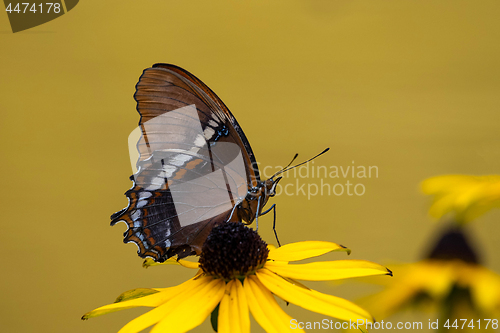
[421,175,500,223]
[361,227,500,331]
[365,262,500,318]
[82,223,391,333]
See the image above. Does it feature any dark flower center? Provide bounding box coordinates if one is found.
[199,222,269,280]
[426,226,480,264]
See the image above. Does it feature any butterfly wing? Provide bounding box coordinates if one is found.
[152,64,260,183]
[111,64,260,261]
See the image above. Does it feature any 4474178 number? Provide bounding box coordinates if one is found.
[5,3,61,13]
[443,319,498,330]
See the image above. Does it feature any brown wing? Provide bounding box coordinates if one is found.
[111,64,257,261]
[151,64,260,183]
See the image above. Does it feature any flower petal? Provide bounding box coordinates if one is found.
[256,269,373,323]
[116,276,221,333]
[361,261,456,319]
[421,175,475,195]
[463,265,500,313]
[82,277,201,320]
[244,275,304,333]
[149,278,225,333]
[219,279,250,333]
[143,257,199,269]
[421,175,500,221]
[268,241,350,262]
[265,259,391,281]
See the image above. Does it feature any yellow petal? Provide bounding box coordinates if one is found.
[427,193,456,219]
[422,175,500,221]
[362,281,419,320]
[360,261,456,319]
[149,278,225,333]
[82,304,140,320]
[421,175,475,195]
[143,257,199,269]
[419,261,456,298]
[268,241,350,262]
[244,275,304,333]
[464,265,500,313]
[256,269,373,323]
[462,197,500,221]
[219,279,250,333]
[82,277,201,320]
[118,276,221,333]
[177,259,200,269]
[267,244,277,251]
[265,260,391,281]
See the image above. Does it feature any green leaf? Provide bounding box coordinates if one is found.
[210,303,220,332]
[114,288,160,303]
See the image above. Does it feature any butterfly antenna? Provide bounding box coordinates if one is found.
[273,148,329,178]
[270,153,298,179]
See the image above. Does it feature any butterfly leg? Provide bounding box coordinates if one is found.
[260,204,275,215]
[261,204,280,247]
[255,195,262,231]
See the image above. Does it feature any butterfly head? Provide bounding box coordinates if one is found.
[236,177,282,224]
[265,176,282,198]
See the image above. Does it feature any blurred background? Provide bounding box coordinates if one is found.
[1,1,499,332]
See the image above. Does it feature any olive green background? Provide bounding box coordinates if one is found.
[1,1,500,332]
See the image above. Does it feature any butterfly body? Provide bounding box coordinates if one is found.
[236,179,280,224]
[112,64,279,262]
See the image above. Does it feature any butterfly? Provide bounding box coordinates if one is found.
[110,64,284,262]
